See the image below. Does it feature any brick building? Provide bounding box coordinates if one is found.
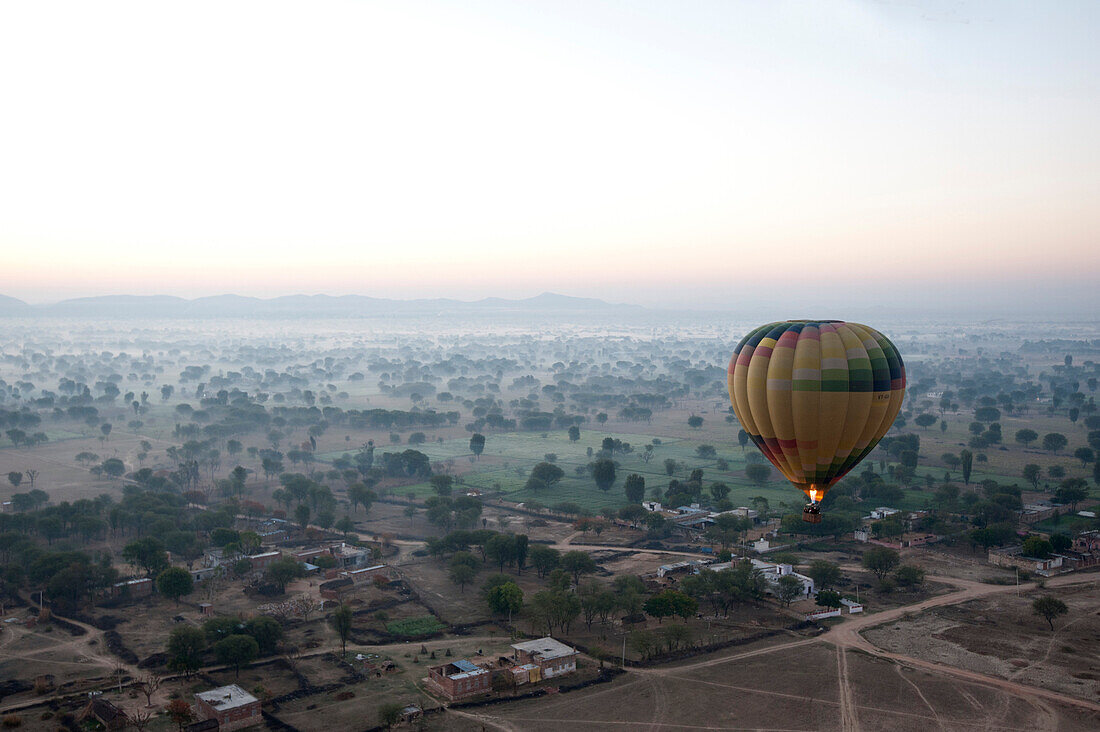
[194,685,262,731]
[426,659,492,700]
[246,551,282,571]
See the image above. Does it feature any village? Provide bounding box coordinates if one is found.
[3,477,1099,731]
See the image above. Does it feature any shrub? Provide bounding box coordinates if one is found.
[2,715,21,728]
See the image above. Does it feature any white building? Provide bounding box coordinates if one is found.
[703,558,815,598]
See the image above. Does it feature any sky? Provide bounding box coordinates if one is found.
[1,0,1098,314]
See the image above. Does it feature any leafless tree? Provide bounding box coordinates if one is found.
[128,708,154,730]
[136,673,162,707]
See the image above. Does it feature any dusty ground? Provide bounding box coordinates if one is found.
[865,581,1100,702]
[436,639,1100,732]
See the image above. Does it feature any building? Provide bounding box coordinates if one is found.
[342,564,392,584]
[988,546,1064,576]
[194,685,262,731]
[427,659,492,700]
[109,577,153,599]
[1020,503,1060,524]
[705,559,815,598]
[190,566,222,584]
[868,507,900,520]
[293,547,328,563]
[246,551,282,571]
[510,637,578,679]
[657,559,711,578]
[78,697,127,730]
[330,542,372,569]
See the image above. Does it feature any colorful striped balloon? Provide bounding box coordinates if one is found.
[727,320,906,507]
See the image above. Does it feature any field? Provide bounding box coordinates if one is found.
[865,579,1100,702]
[434,638,1100,731]
[333,428,802,513]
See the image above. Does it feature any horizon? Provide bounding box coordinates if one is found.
[1,1,1098,314]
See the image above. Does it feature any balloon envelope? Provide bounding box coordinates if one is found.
[727,320,906,504]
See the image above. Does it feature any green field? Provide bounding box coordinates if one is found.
[0,428,85,448]
[324,429,804,513]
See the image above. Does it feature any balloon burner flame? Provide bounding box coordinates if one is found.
[809,487,818,504]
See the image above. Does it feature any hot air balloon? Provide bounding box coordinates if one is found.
[727,320,906,523]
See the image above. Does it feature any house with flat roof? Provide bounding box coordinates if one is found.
[510,637,578,679]
[194,684,261,731]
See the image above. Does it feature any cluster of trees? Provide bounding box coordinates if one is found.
[166,614,285,677]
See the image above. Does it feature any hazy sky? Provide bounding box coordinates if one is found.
[1,1,1098,313]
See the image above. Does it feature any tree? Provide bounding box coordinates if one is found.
[484,534,515,573]
[959,449,973,485]
[644,589,697,623]
[1022,536,1053,559]
[214,634,259,678]
[568,425,580,442]
[1032,596,1068,631]
[624,473,646,503]
[895,565,925,587]
[974,407,1000,423]
[6,472,21,489]
[861,546,900,581]
[469,433,486,459]
[775,574,803,606]
[1022,463,1042,489]
[136,673,162,707]
[166,625,206,676]
[815,589,842,609]
[1042,433,1068,454]
[914,413,937,429]
[156,567,194,605]
[591,458,616,491]
[449,562,476,593]
[102,458,126,479]
[529,462,565,491]
[123,538,170,577]
[745,463,771,486]
[332,604,353,656]
[687,415,703,429]
[529,545,560,578]
[295,504,311,532]
[807,560,841,591]
[560,550,597,584]
[378,702,404,729]
[264,557,305,593]
[1015,429,1038,447]
[167,699,194,731]
[486,580,523,621]
[514,534,529,573]
[1053,479,1088,510]
[430,474,454,497]
[244,616,283,655]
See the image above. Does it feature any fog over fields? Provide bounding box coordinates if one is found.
[1,298,1099,729]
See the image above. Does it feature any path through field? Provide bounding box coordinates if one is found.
[450,570,1100,731]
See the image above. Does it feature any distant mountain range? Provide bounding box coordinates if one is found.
[0,292,643,317]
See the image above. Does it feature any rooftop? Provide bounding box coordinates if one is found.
[197,684,259,711]
[511,637,576,661]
